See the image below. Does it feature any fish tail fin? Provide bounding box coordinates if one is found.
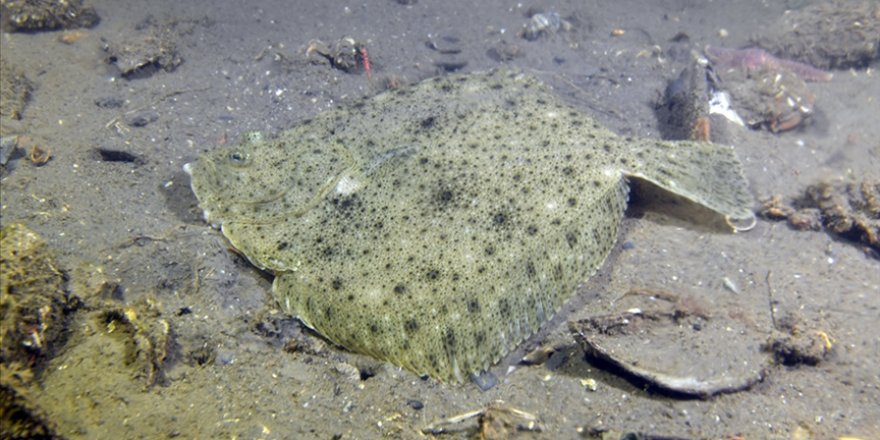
[621,138,756,231]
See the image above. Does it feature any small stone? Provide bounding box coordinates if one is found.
[126,110,159,127]
[0,136,20,166]
[215,350,235,366]
[95,96,124,109]
[470,370,498,391]
[406,399,424,410]
[580,378,598,391]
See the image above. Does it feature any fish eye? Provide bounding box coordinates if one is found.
[227,151,249,166]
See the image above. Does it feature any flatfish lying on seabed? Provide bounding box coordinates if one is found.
[185,68,755,383]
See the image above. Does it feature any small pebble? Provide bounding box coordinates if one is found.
[126,110,159,127]
[215,350,235,366]
[94,96,124,109]
[0,136,19,166]
[722,276,740,294]
[580,378,598,391]
[470,370,498,391]
[406,399,424,410]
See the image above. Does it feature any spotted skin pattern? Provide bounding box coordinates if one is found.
[186,69,755,382]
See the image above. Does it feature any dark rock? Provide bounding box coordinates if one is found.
[95,96,125,109]
[126,111,159,127]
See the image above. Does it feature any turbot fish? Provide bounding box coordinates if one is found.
[185,69,755,383]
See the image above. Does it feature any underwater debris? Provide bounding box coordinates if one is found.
[423,400,542,439]
[763,312,834,366]
[750,0,880,70]
[1,0,99,31]
[656,51,714,142]
[306,36,370,75]
[95,296,174,387]
[0,59,33,121]
[27,144,50,166]
[518,10,571,41]
[760,177,880,256]
[487,39,525,62]
[101,16,184,78]
[569,288,766,398]
[0,135,21,169]
[707,48,818,133]
[0,363,61,439]
[0,223,75,368]
[706,46,833,82]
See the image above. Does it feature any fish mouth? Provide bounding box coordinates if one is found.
[182,161,219,227]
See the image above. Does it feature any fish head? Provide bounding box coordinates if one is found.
[185,130,354,227]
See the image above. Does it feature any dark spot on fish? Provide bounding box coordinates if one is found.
[553,263,564,280]
[420,116,436,130]
[498,299,511,316]
[565,232,578,248]
[332,195,359,211]
[405,319,419,333]
[439,189,454,202]
[443,329,456,351]
[467,299,480,313]
[474,331,485,344]
[394,284,407,294]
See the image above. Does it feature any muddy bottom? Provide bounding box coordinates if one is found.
[1,0,878,439]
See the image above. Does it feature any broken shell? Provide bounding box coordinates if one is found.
[521,12,563,41]
[581,378,598,391]
[28,145,51,166]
